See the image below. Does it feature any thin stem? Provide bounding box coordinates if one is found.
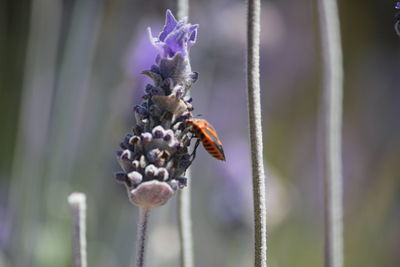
[135,207,151,267]
[177,0,189,20]
[246,0,267,267]
[176,2,195,267]
[317,0,344,266]
[178,172,194,267]
[68,192,88,267]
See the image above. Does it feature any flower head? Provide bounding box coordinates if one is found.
[149,10,198,58]
[145,10,199,91]
[115,10,198,208]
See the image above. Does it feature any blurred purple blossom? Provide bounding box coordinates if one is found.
[125,26,158,82]
[212,139,253,228]
[212,138,291,230]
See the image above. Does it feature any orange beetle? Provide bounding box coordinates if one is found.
[185,118,226,161]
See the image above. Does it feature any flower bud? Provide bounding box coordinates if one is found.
[115,172,127,183]
[127,171,143,184]
[152,125,165,138]
[144,164,157,178]
[157,168,169,181]
[141,132,153,142]
[163,129,174,142]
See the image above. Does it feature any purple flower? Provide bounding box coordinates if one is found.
[212,140,253,227]
[148,10,198,58]
[116,10,199,208]
[144,10,199,88]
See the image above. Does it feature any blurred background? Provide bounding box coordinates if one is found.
[1,0,399,266]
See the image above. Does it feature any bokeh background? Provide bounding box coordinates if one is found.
[1,0,399,266]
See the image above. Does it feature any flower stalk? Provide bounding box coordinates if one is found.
[175,3,195,267]
[246,0,267,266]
[177,0,189,22]
[317,0,344,266]
[115,10,199,267]
[178,174,194,267]
[115,10,199,208]
[68,192,88,267]
[135,207,151,267]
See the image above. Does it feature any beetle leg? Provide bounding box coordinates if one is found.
[183,138,200,175]
[190,139,201,163]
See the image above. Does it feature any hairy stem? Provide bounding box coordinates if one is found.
[135,207,151,267]
[317,0,344,266]
[176,2,195,267]
[68,192,87,267]
[246,0,267,266]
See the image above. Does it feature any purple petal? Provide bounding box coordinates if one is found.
[159,10,178,42]
[164,30,187,56]
[149,11,198,59]
[188,25,198,43]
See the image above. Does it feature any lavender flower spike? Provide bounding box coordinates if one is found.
[146,10,198,92]
[149,10,197,58]
[116,10,199,208]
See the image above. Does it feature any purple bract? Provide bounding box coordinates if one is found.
[149,10,198,59]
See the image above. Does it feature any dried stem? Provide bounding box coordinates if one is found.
[135,207,151,267]
[68,192,88,267]
[317,0,344,266]
[246,0,267,266]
